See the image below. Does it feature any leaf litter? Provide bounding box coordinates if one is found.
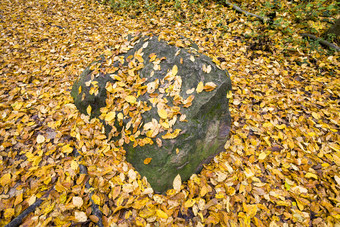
[0,0,339,226]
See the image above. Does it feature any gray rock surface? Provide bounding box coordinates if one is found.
[71,35,232,193]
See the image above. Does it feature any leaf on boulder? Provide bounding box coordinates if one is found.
[144,158,152,165]
[173,174,181,192]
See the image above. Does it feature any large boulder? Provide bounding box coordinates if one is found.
[71,35,232,193]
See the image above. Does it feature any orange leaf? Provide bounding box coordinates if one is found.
[144,158,152,164]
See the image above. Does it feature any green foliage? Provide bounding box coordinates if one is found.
[104,0,139,11]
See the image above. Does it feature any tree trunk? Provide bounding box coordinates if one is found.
[323,18,340,44]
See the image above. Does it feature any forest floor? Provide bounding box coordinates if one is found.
[0,0,339,226]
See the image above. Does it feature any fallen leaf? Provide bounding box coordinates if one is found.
[173,174,181,191]
[75,211,87,222]
[158,108,168,119]
[203,82,217,92]
[125,95,136,104]
[196,81,204,93]
[144,158,152,164]
[91,194,101,205]
[37,134,45,144]
[73,196,83,208]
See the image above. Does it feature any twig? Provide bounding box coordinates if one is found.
[5,187,54,227]
[223,1,267,23]
[300,33,340,51]
[73,148,104,227]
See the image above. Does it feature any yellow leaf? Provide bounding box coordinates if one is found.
[61,145,73,154]
[158,108,168,119]
[179,114,187,122]
[203,82,217,92]
[41,202,55,215]
[37,134,45,144]
[183,95,195,108]
[156,138,162,147]
[78,86,82,94]
[258,152,267,160]
[263,122,273,128]
[105,111,116,122]
[144,158,152,165]
[0,173,11,186]
[243,204,257,218]
[186,88,195,94]
[206,65,212,73]
[184,198,196,208]
[196,81,204,93]
[296,199,304,211]
[172,65,178,76]
[55,180,66,193]
[312,112,320,120]
[275,124,286,130]
[226,90,232,99]
[149,53,157,62]
[173,174,181,191]
[25,195,36,207]
[334,175,340,186]
[73,196,83,208]
[156,209,168,219]
[125,95,136,104]
[117,112,124,120]
[334,153,340,166]
[91,194,101,205]
[71,160,79,171]
[75,211,87,222]
[14,192,23,206]
[86,105,92,115]
[190,55,195,62]
[135,54,144,63]
[330,143,340,152]
[4,208,14,219]
[162,129,181,139]
[305,172,318,179]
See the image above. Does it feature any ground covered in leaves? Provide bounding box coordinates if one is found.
[0,0,339,226]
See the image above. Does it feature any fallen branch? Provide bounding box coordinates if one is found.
[73,148,104,227]
[300,33,340,51]
[5,187,54,227]
[223,1,267,23]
